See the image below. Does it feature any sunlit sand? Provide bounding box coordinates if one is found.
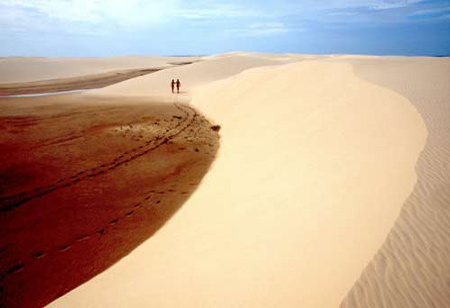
[1,53,449,307]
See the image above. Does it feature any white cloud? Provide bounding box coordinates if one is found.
[0,0,185,27]
[0,0,446,36]
[176,7,264,20]
[409,5,450,16]
[307,0,422,10]
[0,0,260,26]
[3,0,103,23]
[229,22,301,37]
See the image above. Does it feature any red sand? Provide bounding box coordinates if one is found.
[0,94,219,307]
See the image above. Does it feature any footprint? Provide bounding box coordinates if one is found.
[6,264,24,275]
[109,219,119,225]
[97,228,106,235]
[76,235,90,242]
[59,245,71,252]
[32,251,46,259]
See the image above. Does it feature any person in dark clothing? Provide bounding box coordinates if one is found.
[171,79,175,93]
[176,79,181,93]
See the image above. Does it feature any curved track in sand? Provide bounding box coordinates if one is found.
[0,103,196,212]
[0,104,196,278]
[0,94,220,307]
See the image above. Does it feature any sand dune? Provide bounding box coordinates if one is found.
[0,56,200,84]
[2,52,447,307]
[88,55,296,101]
[340,57,450,307]
[49,56,428,307]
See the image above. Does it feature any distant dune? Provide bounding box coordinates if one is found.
[87,55,299,101]
[0,56,201,84]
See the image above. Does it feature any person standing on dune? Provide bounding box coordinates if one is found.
[171,79,175,93]
[176,79,181,93]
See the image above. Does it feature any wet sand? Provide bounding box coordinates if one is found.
[0,93,219,307]
[0,68,160,96]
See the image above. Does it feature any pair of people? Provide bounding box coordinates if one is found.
[171,79,181,93]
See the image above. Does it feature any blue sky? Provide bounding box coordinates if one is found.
[0,0,449,56]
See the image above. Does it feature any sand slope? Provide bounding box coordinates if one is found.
[0,56,200,84]
[340,57,450,307]
[0,94,220,307]
[88,55,296,101]
[50,58,426,307]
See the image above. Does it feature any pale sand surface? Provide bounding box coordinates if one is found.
[49,55,430,307]
[340,57,450,307]
[87,55,297,101]
[0,56,200,84]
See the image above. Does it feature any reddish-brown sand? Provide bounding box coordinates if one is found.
[0,93,219,307]
[0,68,160,96]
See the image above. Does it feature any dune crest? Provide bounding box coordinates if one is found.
[50,59,426,307]
[87,55,296,101]
[341,57,450,307]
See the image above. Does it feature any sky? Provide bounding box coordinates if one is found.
[0,0,449,56]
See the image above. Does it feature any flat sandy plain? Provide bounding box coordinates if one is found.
[0,53,449,307]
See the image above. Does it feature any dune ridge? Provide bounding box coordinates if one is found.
[0,56,201,84]
[50,57,427,307]
[340,57,450,307]
[87,55,297,100]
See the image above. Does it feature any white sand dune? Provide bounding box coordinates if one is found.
[49,54,430,307]
[340,57,450,307]
[0,56,201,84]
[88,55,296,101]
